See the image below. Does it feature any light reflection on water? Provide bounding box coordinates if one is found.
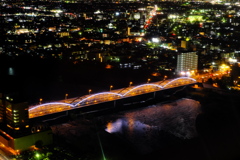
[106,118,149,135]
[105,98,201,154]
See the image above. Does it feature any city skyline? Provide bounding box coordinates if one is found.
[0,0,240,159]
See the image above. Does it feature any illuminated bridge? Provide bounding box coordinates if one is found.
[29,77,198,119]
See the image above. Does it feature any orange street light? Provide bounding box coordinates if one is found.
[147,78,151,83]
[65,93,68,100]
[110,85,113,91]
[129,81,133,87]
[39,98,42,105]
[89,89,92,95]
[164,75,167,80]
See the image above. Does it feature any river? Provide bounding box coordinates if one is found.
[51,98,202,160]
[104,98,201,155]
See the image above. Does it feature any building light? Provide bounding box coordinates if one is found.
[7,124,13,129]
[6,108,12,112]
[0,130,13,139]
[152,38,159,43]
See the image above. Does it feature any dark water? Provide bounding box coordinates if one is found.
[51,98,201,158]
[52,95,240,160]
[104,98,201,154]
[1,61,156,104]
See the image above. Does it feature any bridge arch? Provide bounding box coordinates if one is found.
[162,77,196,88]
[29,102,75,111]
[73,92,123,107]
[122,84,163,97]
[29,102,75,118]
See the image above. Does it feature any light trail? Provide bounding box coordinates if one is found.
[144,5,157,29]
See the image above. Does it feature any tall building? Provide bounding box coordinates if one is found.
[0,92,53,153]
[176,51,198,76]
[0,93,29,131]
[5,100,29,131]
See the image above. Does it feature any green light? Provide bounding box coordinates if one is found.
[35,153,41,159]
[222,18,226,23]
[186,37,190,41]
[187,15,203,23]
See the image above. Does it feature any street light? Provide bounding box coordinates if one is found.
[39,98,42,105]
[110,85,113,91]
[65,93,68,100]
[164,75,167,80]
[89,89,92,95]
[147,78,151,83]
[129,81,133,87]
